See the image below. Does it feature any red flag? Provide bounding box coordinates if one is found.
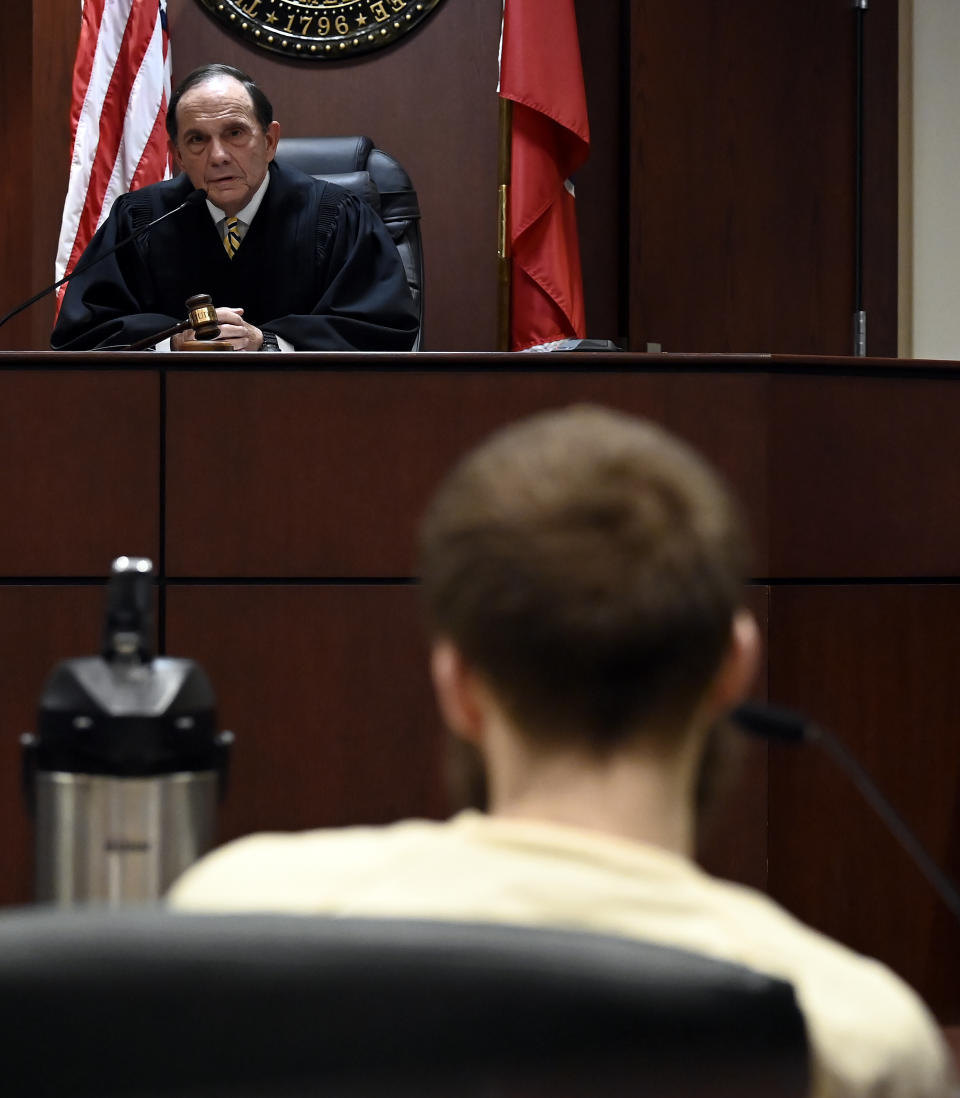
[499,0,590,350]
[55,0,172,309]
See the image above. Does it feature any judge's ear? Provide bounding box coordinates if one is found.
[430,639,487,745]
[706,609,761,716]
[264,120,280,160]
[168,136,183,172]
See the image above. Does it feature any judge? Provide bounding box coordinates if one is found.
[51,64,418,353]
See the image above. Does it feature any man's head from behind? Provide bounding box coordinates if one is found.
[166,64,279,217]
[419,406,755,760]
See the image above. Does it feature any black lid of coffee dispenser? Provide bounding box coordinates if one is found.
[29,557,224,778]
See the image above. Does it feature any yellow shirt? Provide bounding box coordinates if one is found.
[169,811,953,1098]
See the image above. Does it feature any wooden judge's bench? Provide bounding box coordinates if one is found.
[1,349,958,1021]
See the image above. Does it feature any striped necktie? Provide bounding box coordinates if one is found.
[223,216,242,258]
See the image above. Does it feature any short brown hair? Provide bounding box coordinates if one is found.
[418,406,750,749]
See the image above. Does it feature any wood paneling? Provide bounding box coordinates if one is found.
[767,584,960,1019]
[28,0,79,352]
[767,374,960,577]
[164,369,662,576]
[164,367,772,577]
[0,371,159,575]
[660,371,770,571]
[164,584,445,843]
[629,0,898,356]
[0,585,107,906]
[575,0,628,343]
[0,1,34,352]
[167,362,960,582]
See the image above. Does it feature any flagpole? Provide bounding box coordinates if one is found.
[852,0,867,356]
[497,96,512,352]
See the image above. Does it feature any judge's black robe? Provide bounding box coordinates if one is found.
[51,160,418,352]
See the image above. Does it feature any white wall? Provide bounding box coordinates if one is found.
[902,0,960,359]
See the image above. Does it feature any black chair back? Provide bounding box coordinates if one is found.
[277,136,424,350]
[0,908,809,1097]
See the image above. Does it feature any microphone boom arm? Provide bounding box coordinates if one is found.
[120,293,221,351]
[734,701,960,926]
[0,189,208,334]
[125,317,193,352]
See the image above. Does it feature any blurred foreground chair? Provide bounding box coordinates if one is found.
[277,136,424,350]
[0,909,809,1098]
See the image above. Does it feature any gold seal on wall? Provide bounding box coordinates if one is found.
[197,0,445,60]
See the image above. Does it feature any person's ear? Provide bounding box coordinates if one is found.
[708,609,761,715]
[430,639,486,744]
[264,120,280,161]
[168,137,183,172]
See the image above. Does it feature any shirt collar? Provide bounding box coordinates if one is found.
[204,168,271,227]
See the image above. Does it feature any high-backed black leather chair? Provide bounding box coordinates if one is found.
[277,136,424,350]
[0,909,809,1097]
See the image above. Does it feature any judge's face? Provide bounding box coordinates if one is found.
[170,75,280,217]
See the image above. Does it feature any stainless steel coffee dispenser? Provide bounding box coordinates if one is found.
[21,556,233,905]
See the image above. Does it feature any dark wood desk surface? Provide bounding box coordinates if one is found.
[5,349,960,373]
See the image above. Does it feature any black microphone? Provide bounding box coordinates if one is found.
[733,701,807,743]
[0,188,208,334]
[733,701,960,925]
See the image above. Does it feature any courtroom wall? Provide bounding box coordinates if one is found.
[629,0,898,356]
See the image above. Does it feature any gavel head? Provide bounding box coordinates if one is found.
[184,294,220,340]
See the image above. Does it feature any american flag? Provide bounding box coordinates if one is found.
[55,0,172,302]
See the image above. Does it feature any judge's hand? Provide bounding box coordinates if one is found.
[171,306,263,352]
